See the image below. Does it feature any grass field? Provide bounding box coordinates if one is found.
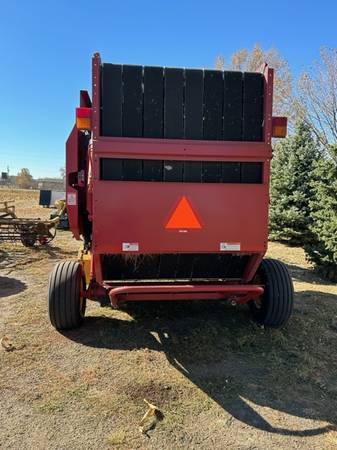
[1,190,337,449]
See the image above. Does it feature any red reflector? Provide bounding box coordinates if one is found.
[272,116,287,138]
[76,107,92,130]
[76,107,92,118]
[165,196,202,229]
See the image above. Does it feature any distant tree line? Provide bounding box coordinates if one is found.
[217,45,337,280]
[16,168,35,189]
[9,167,65,190]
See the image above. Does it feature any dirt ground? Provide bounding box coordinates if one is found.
[1,190,337,450]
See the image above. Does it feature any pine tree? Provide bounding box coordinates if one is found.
[269,121,320,244]
[304,148,337,280]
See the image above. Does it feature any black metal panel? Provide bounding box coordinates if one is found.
[104,254,123,278]
[100,158,123,180]
[123,159,143,181]
[192,254,217,278]
[223,72,243,140]
[39,190,51,206]
[101,63,122,136]
[100,62,264,142]
[203,70,223,140]
[202,161,222,183]
[175,254,195,278]
[100,158,263,184]
[183,161,202,182]
[222,162,241,183]
[143,66,164,138]
[242,73,264,141]
[159,254,178,278]
[219,254,250,279]
[241,162,263,183]
[163,160,184,182]
[138,255,161,278]
[102,253,250,280]
[122,65,143,137]
[164,68,184,138]
[143,159,163,181]
[185,69,204,139]
[118,257,132,279]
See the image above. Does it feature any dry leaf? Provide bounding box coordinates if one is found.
[1,335,25,352]
[139,399,163,434]
[1,336,15,352]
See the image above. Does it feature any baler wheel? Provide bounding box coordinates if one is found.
[249,258,293,328]
[48,261,86,330]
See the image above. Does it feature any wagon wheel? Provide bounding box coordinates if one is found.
[20,231,37,247]
[38,226,57,245]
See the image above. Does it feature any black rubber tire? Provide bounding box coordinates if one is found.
[48,261,86,330]
[249,258,294,328]
[21,233,37,247]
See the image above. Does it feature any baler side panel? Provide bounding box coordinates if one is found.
[263,65,274,144]
[66,126,81,239]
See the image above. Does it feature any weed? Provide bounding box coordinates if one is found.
[106,430,126,446]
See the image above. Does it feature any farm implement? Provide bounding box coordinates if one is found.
[0,200,59,247]
[48,53,294,330]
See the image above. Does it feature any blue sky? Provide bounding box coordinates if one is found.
[0,0,336,178]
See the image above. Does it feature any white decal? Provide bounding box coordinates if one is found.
[122,242,139,252]
[67,193,77,206]
[220,242,241,251]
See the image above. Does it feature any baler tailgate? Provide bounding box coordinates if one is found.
[93,181,268,255]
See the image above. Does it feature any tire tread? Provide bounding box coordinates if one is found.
[48,261,85,330]
[251,258,293,328]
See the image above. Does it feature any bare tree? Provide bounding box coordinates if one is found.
[16,168,34,189]
[297,47,337,161]
[215,43,294,119]
[215,55,225,70]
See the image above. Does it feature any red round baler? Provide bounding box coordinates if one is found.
[48,53,293,330]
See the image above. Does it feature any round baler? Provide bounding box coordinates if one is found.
[48,53,293,330]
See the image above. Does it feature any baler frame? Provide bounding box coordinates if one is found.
[67,53,275,308]
[50,53,293,330]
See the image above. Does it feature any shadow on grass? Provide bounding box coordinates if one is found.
[285,262,333,286]
[0,275,27,298]
[0,242,76,261]
[34,244,75,259]
[63,287,337,437]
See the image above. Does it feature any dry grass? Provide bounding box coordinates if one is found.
[0,188,51,219]
[1,188,337,449]
[106,430,126,446]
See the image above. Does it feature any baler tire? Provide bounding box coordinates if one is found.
[48,261,86,330]
[249,258,293,328]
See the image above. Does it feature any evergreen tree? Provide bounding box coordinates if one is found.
[269,121,319,244]
[304,148,337,280]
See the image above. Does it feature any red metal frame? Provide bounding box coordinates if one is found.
[108,285,263,307]
[66,126,81,239]
[67,53,276,307]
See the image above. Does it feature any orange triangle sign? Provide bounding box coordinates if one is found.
[165,196,202,229]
